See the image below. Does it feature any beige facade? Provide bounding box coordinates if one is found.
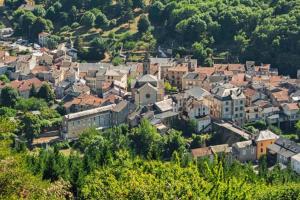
[182,72,206,90]
[132,74,164,106]
[210,84,246,125]
[135,83,158,106]
[37,53,53,66]
[85,69,127,93]
[62,104,115,139]
[166,66,188,89]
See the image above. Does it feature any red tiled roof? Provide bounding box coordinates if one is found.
[4,56,17,64]
[230,73,247,86]
[244,88,256,97]
[167,65,188,72]
[79,72,87,79]
[10,78,43,92]
[64,94,105,108]
[105,94,119,104]
[101,81,112,90]
[31,65,50,74]
[272,90,289,102]
[194,67,215,76]
[284,103,299,111]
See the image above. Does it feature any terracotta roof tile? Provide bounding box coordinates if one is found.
[284,103,299,110]
[3,56,17,64]
[272,90,289,102]
[31,65,50,74]
[230,73,247,86]
[194,67,215,76]
[167,65,188,72]
[244,88,256,97]
[64,94,105,108]
[10,78,43,92]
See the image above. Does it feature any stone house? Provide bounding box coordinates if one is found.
[62,104,116,139]
[291,153,300,174]
[232,140,256,162]
[281,103,300,122]
[267,137,300,166]
[38,32,50,47]
[166,65,188,89]
[131,74,164,106]
[9,77,43,98]
[210,84,246,126]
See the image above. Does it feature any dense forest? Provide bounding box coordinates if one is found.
[2,0,300,75]
[1,118,300,199]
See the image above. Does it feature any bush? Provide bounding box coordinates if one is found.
[53,141,70,150]
[71,22,80,29]
[60,26,71,32]
[15,97,48,111]
[112,56,123,66]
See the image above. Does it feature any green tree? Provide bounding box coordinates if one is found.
[190,134,207,149]
[21,11,37,38]
[5,0,24,9]
[0,74,10,83]
[32,17,53,39]
[163,129,186,158]
[29,84,37,97]
[1,87,19,107]
[149,1,164,25]
[15,97,47,111]
[37,83,55,103]
[46,36,59,49]
[88,37,107,60]
[95,12,109,29]
[112,56,123,66]
[192,42,207,63]
[21,112,41,143]
[133,0,144,8]
[187,119,197,136]
[0,107,17,118]
[81,11,96,28]
[138,14,150,33]
[295,120,300,139]
[130,119,162,159]
[0,117,17,134]
[33,6,46,17]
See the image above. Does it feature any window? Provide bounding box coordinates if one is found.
[261,148,263,153]
[240,113,243,117]
[240,106,243,111]
[146,93,151,99]
[235,107,238,111]
[235,114,238,118]
[240,100,243,104]
[226,101,229,105]
[225,108,229,112]
[261,143,263,147]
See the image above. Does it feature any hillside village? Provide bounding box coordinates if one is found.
[1,32,300,175]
